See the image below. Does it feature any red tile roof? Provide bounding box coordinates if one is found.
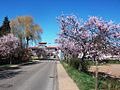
[39,42,47,44]
[29,47,38,49]
[46,46,58,49]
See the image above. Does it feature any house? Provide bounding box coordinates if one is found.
[30,42,60,59]
[29,46,39,56]
[38,42,47,48]
[46,46,59,59]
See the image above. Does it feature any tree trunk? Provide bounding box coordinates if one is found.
[26,37,29,48]
[78,52,86,72]
[10,54,12,65]
[95,60,98,90]
[10,60,12,65]
[20,39,23,49]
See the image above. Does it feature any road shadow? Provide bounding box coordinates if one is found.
[20,61,43,66]
[0,70,22,80]
[40,58,58,61]
[0,61,42,71]
[0,66,20,71]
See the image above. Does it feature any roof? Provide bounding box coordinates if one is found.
[39,42,47,44]
[29,47,39,49]
[46,46,58,49]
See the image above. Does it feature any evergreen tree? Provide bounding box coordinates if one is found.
[0,16,11,36]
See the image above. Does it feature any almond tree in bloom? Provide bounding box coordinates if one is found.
[0,34,20,64]
[56,14,90,71]
[83,16,120,90]
[85,17,120,59]
[56,14,120,90]
[56,37,80,64]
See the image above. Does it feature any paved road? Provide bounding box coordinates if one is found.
[0,60,58,90]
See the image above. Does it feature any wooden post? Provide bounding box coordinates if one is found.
[95,60,98,90]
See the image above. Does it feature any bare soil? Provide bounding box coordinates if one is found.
[89,64,120,78]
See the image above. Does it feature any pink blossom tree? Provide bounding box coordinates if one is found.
[57,14,120,67]
[56,14,90,71]
[84,16,120,90]
[0,34,20,64]
[85,16,120,56]
[56,37,80,64]
[56,14,120,90]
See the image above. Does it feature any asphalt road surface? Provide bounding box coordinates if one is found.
[0,60,58,90]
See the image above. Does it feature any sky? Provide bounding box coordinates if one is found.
[0,0,120,46]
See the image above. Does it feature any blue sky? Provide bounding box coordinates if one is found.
[0,0,120,46]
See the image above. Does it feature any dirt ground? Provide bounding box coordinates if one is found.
[89,64,120,78]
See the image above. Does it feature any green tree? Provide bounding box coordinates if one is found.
[0,16,11,36]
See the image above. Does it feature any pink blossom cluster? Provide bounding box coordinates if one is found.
[56,14,120,60]
[0,34,20,58]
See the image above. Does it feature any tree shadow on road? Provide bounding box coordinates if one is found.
[0,70,22,80]
[20,60,43,66]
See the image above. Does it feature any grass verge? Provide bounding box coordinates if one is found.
[61,61,95,90]
[61,61,120,90]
